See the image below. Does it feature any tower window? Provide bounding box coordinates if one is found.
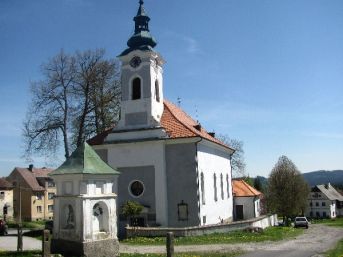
[132,78,141,100]
[155,80,160,102]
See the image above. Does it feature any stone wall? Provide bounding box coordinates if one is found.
[126,214,277,238]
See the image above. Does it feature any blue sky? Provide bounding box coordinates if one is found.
[1,0,342,177]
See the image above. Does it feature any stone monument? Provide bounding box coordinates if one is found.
[50,142,120,257]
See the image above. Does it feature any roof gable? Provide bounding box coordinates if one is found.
[8,167,53,191]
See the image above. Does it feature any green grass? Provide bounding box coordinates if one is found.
[326,239,343,257]
[122,226,303,246]
[313,217,343,227]
[0,251,42,257]
[121,252,243,257]
[7,220,45,229]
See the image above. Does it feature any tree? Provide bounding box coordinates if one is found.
[253,176,264,192]
[23,49,120,161]
[121,201,143,227]
[266,156,310,224]
[23,50,75,160]
[217,135,246,178]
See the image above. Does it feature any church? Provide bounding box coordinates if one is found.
[89,0,234,235]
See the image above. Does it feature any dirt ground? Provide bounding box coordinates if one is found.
[119,224,343,256]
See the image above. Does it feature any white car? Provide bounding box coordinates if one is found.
[294,217,309,229]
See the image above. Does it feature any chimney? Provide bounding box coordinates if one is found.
[209,132,215,138]
[325,183,331,189]
[194,124,202,131]
[28,164,34,172]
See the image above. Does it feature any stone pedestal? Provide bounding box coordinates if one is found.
[51,238,119,257]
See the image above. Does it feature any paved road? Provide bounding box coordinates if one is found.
[0,229,41,251]
[120,224,343,257]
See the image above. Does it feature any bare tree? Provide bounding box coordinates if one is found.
[218,135,246,178]
[23,49,120,161]
[72,49,120,147]
[23,51,75,159]
[266,155,310,224]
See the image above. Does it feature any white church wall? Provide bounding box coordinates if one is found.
[197,141,233,225]
[102,141,168,226]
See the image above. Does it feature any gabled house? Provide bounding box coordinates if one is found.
[7,165,56,221]
[0,178,14,220]
[88,0,235,236]
[306,183,343,218]
[232,180,262,220]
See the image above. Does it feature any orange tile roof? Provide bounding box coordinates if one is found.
[88,99,232,150]
[232,180,262,197]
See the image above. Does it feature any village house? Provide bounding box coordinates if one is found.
[232,180,262,220]
[89,0,235,236]
[7,165,56,221]
[306,183,343,219]
[0,178,14,220]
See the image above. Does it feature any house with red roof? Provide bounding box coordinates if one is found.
[89,1,235,236]
[232,180,262,220]
[7,165,56,221]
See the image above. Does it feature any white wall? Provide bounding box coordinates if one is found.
[101,141,168,226]
[234,196,257,220]
[197,141,233,225]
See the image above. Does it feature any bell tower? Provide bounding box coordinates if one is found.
[116,0,165,131]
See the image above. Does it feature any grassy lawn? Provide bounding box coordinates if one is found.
[122,226,303,245]
[326,239,343,257]
[312,217,343,227]
[0,251,42,257]
[7,220,45,229]
[121,252,243,257]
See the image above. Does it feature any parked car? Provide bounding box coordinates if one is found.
[294,217,309,229]
[0,220,8,236]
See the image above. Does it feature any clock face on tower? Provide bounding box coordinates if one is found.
[130,56,142,68]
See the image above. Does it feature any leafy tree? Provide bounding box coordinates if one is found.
[121,201,143,227]
[23,49,120,161]
[254,176,263,192]
[218,135,246,178]
[266,156,310,224]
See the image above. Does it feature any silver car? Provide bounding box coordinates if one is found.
[294,217,309,229]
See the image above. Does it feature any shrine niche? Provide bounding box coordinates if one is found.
[50,142,120,257]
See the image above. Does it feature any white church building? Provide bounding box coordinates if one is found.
[89,0,234,235]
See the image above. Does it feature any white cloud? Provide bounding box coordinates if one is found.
[162,31,202,55]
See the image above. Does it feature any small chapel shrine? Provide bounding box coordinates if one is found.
[89,0,235,236]
[50,143,120,257]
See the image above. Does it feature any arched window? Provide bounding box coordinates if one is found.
[213,173,218,202]
[200,172,205,205]
[220,173,224,200]
[132,77,141,100]
[155,80,160,102]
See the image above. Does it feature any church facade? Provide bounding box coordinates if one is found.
[89,0,234,235]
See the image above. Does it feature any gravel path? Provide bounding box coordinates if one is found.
[120,224,343,256]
